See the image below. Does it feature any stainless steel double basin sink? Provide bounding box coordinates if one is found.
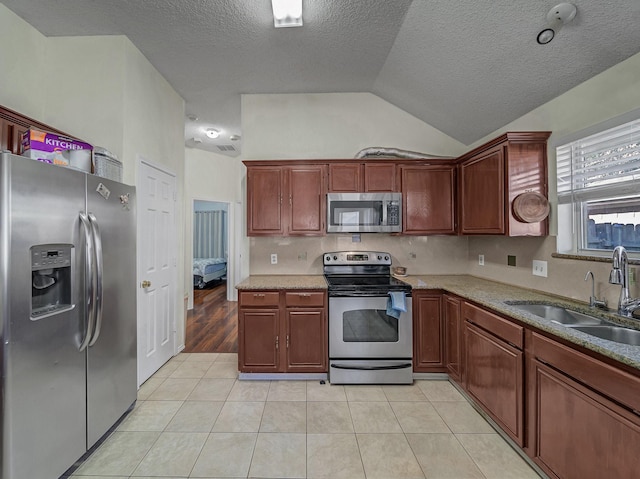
[506,303,640,346]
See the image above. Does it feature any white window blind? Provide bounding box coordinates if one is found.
[557,119,640,203]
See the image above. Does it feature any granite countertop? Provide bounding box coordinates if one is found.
[401,274,640,372]
[236,275,327,290]
[235,273,640,371]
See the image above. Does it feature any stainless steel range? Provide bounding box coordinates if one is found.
[324,251,413,384]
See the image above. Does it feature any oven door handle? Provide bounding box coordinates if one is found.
[330,362,412,371]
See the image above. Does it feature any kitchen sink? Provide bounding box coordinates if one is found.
[508,303,606,325]
[506,302,640,346]
[570,326,640,346]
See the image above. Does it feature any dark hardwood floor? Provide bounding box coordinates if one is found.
[184,281,238,353]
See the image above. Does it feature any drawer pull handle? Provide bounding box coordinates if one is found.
[253,293,265,298]
[299,293,311,297]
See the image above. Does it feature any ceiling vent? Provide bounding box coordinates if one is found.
[217,145,236,152]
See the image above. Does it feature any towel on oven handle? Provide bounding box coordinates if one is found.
[386,291,407,319]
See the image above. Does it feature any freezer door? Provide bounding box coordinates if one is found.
[1,154,87,479]
[86,175,137,447]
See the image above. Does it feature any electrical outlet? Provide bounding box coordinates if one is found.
[532,260,548,277]
[297,252,307,261]
[270,253,278,265]
[478,254,485,266]
[409,252,417,259]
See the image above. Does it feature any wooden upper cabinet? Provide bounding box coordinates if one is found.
[328,163,362,192]
[246,166,285,235]
[1,105,73,155]
[363,163,396,192]
[459,146,504,234]
[246,164,326,237]
[287,165,326,235]
[457,132,551,236]
[401,164,456,235]
[328,162,396,192]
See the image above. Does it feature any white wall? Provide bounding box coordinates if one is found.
[1,5,188,351]
[0,4,47,119]
[242,92,467,159]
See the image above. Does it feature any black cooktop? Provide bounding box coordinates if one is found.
[324,274,411,296]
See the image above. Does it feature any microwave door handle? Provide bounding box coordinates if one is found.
[79,213,95,352]
[88,213,104,346]
[382,202,388,225]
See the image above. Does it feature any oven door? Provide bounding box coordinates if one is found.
[329,295,412,359]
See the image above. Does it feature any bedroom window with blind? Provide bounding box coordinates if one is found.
[556,117,640,257]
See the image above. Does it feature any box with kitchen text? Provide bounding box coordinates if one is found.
[21,128,93,167]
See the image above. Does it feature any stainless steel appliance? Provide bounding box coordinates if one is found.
[324,251,413,384]
[327,192,402,233]
[0,152,137,479]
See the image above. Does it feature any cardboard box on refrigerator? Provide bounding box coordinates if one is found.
[21,128,93,168]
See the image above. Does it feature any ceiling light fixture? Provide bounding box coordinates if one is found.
[205,128,220,139]
[536,3,577,45]
[271,0,303,28]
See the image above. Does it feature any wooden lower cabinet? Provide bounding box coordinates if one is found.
[239,309,280,373]
[444,294,462,383]
[463,302,524,446]
[529,332,640,479]
[413,292,445,372]
[238,290,327,373]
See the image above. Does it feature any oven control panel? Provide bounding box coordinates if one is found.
[323,251,391,266]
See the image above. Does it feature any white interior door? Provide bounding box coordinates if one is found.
[137,159,177,386]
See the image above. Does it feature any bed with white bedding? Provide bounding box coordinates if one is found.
[193,257,227,289]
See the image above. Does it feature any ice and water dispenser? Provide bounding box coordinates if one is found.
[31,244,74,319]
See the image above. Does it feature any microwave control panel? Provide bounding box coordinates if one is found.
[387,203,400,225]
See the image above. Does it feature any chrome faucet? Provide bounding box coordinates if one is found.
[584,271,607,309]
[608,246,640,317]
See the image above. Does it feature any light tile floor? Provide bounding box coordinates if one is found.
[70,352,543,479]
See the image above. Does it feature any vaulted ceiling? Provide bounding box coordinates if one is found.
[4,0,640,156]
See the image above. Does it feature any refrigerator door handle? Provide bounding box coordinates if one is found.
[88,213,104,347]
[79,213,95,352]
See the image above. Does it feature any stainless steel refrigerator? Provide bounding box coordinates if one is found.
[0,152,137,479]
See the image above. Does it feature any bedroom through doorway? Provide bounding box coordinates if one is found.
[186,200,237,353]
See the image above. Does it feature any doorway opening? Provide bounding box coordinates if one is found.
[186,200,238,353]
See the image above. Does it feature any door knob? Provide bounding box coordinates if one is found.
[141,280,151,288]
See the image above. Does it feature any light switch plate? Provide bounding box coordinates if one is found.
[532,260,548,277]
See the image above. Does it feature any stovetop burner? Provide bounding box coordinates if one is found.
[323,251,411,296]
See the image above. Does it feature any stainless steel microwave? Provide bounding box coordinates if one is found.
[327,192,402,233]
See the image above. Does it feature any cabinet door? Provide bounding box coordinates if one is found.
[238,309,280,372]
[459,146,505,234]
[286,165,326,236]
[413,293,445,372]
[285,309,327,372]
[444,295,462,383]
[534,361,640,479]
[0,118,27,155]
[401,165,455,234]
[328,163,362,192]
[465,322,523,445]
[247,166,284,235]
[364,163,396,192]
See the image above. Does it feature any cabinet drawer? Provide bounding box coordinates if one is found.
[531,332,640,413]
[240,291,280,307]
[463,302,523,349]
[285,291,325,308]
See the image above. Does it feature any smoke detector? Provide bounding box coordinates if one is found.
[537,3,577,45]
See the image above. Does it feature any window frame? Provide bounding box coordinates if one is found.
[554,108,640,259]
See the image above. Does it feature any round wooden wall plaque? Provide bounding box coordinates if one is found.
[512,192,550,223]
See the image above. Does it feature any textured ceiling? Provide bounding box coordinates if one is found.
[3,0,640,157]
